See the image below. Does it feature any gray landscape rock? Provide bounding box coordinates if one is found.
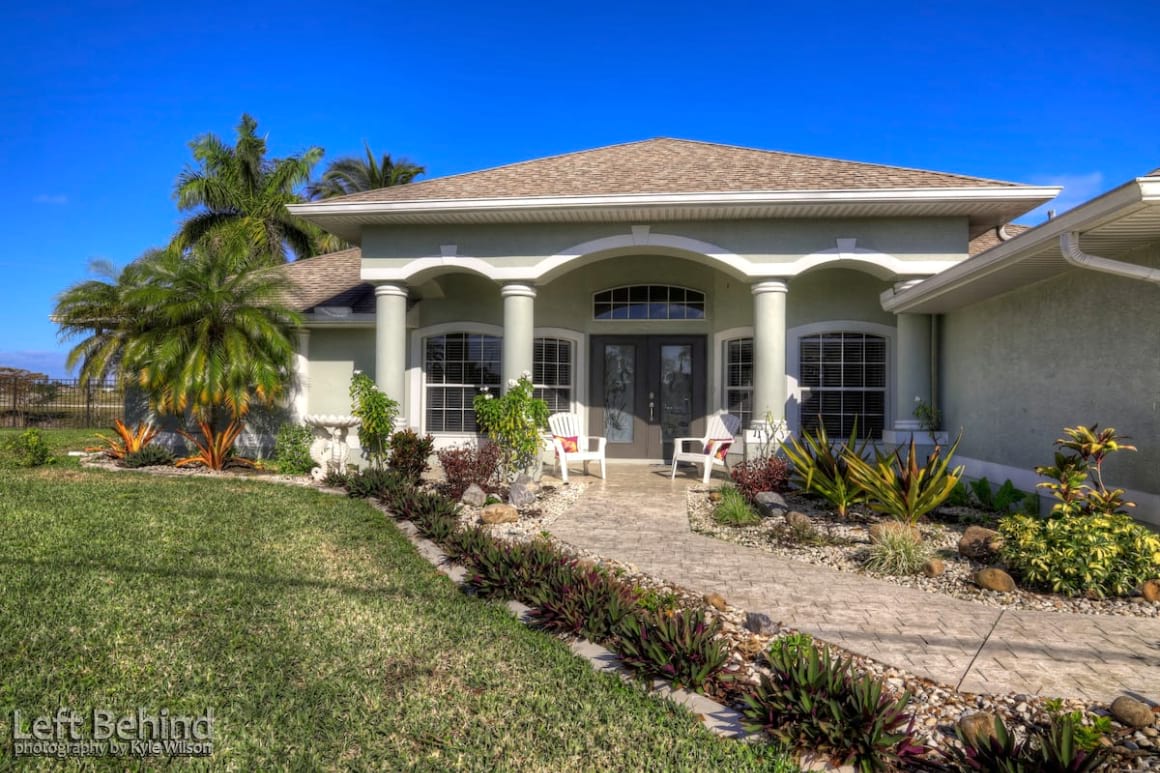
[481,503,519,524]
[744,611,778,635]
[1110,696,1155,729]
[974,567,1017,593]
[784,511,812,531]
[754,491,788,517]
[959,525,1004,559]
[460,483,486,507]
[508,475,538,508]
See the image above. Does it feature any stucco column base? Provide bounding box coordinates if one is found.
[501,283,536,391]
[374,284,408,416]
[751,279,789,428]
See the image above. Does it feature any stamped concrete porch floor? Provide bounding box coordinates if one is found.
[546,464,1160,703]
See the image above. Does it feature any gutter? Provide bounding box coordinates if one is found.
[1059,232,1160,285]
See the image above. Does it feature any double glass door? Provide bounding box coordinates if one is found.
[590,336,706,461]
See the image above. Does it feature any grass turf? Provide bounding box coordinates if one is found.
[0,465,794,771]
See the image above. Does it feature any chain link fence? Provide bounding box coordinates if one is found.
[0,377,124,429]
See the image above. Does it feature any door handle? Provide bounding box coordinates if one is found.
[649,392,655,422]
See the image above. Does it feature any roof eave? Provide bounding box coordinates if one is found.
[882,176,1160,313]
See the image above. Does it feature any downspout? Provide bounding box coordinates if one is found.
[1060,232,1160,285]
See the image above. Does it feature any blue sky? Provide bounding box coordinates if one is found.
[2,0,1157,376]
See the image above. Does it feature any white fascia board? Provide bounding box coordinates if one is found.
[881,178,1153,313]
[287,186,1061,219]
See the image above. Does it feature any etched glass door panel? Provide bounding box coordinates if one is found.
[603,344,635,443]
[659,344,693,458]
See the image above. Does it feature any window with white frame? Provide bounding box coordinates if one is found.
[799,332,886,439]
[424,333,502,432]
[724,337,753,428]
[533,337,573,413]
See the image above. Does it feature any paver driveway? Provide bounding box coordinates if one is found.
[547,465,1160,703]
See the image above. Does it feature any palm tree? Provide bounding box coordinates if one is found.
[174,113,323,267]
[307,142,425,199]
[53,255,158,386]
[124,236,301,427]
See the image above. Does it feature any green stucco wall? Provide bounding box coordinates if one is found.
[940,241,1160,501]
[306,328,376,416]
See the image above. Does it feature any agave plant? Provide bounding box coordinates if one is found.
[844,434,964,526]
[88,418,159,460]
[780,421,868,517]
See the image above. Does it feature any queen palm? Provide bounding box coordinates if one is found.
[122,237,302,468]
[174,113,323,267]
[307,142,425,200]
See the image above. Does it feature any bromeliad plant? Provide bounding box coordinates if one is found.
[844,434,964,526]
[176,418,252,469]
[89,418,159,460]
[350,370,400,470]
[741,640,924,772]
[472,373,549,480]
[781,421,869,518]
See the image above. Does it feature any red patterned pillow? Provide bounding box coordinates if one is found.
[703,440,732,461]
[555,435,579,453]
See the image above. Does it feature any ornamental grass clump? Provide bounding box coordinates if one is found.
[741,640,924,771]
[713,485,761,527]
[612,608,729,691]
[863,525,929,576]
[844,434,964,526]
[781,422,868,518]
[472,373,549,481]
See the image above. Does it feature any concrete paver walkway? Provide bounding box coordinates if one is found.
[547,466,1160,703]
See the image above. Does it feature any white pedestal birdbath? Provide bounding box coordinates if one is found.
[303,415,361,480]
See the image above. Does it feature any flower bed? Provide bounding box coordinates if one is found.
[688,488,1160,619]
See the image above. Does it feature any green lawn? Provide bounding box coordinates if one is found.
[0,463,794,771]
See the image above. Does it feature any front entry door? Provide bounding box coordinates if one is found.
[590,336,706,461]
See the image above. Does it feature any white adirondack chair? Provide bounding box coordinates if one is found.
[670,413,743,485]
[548,412,607,483]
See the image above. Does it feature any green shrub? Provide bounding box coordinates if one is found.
[122,445,175,468]
[971,477,1031,514]
[999,512,1160,597]
[741,641,923,771]
[613,609,729,691]
[939,712,1108,771]
[844,435,963,526]
[947,480,972,507]
[780,422,867,518]
[527,565,639,642]
[344,468,407,500]
[636,588,681,615]
[2,429,53,468]
[768,632,814,662]
[863,526,929,576]
[273,424,315,475]
[349,370,400,470]
[1043,699,1111,753]
[472,374,549,480]
[713,485,761,526]
[388,429,434,483]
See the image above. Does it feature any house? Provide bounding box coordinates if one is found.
[283,139,1158,523]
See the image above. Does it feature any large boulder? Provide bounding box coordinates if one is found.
[481,504,519,524]
[460,483,487,507]
[508,474,538,508]
[754,492,788,517]
[1141,579,1160,603]
[959,525,1004,559]
[1110,696,1155,729]
[744,611,778,635]
[974,567,1017,593]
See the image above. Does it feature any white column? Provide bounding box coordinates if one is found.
[501,283,536,391]
[374,283,408,414]
[751,279,789,428]
[291,328,310,421]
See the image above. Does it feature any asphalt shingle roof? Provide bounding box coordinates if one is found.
[326,138,1025,205]
[281,247,369,312]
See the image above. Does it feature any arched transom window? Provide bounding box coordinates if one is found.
[593,285,705,320]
